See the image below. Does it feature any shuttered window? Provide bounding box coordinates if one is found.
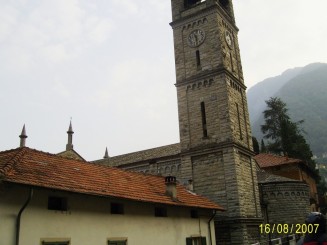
[186,237,207,245]
[108,240,127,245]
[42,242,69,245]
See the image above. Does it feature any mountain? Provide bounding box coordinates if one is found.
[247,63,327,157]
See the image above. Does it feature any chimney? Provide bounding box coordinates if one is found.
[187,179,194,191]
[19,124,27,147]
[165,176,177,200]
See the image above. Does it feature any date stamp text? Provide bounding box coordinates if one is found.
[259,224,319,234]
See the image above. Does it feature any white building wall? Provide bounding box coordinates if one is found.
[0,184,216,245]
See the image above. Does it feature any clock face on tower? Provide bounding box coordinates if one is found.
[187,29,205,48]
[225,30,233,48]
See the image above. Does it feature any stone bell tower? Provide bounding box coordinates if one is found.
[170,0,262,243]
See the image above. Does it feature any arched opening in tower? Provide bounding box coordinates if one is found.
[219,0,229,9]
[184,0,203,8]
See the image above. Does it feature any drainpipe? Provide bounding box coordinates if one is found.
[16,188,33,245]
[208,210,217,245]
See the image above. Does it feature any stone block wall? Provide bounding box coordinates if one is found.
[261,182,310,227]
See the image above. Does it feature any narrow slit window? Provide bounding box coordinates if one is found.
[230,53,234,71]
[236,103,243,140]
[196,50,201,67]
[200,102,208,138]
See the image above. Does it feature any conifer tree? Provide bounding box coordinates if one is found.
[261,97,315,169]
[260,139,267,153]
[252,137,260,155]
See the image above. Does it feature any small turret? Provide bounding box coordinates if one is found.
[104,147,109,159]
[19,124,28,147]
[66,121,74,150]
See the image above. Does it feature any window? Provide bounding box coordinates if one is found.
[236,103,243,140]
[196,50,201,68]
[190,209,199,218]
[219,0,229,8]
[108,240,127,245]
[155,207,167,217]
[48,196,68,211]
[111,203,124,214]
[42,241,69,245]
[200,102,208,138]
[184,0,202,8]
[186,237,207,245]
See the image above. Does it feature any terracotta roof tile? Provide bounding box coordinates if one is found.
[254,153,302,168]
[0,147,223,211]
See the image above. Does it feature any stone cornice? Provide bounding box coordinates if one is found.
[180,141,255,157]
[175,66,246,90]
[170,3,238,32]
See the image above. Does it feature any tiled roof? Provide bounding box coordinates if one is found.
[0,147,223,211]
[94,143,181,167]
[254,153,302,168]
[257,170,301,184]
[57,149,86,161]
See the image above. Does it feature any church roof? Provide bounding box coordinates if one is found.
[254,153,302,168]
[94,143,181,166]
[0,147,223,211]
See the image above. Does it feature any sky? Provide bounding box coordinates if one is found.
[1,0,326,160]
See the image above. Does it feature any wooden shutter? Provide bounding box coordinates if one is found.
[186,237,193,245]
[201,237,207,245]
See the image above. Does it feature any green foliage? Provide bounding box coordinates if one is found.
[280,119,315,169]
[261,97,315,168]
[260,139,267,153]
[252,137,260,155]
[261,97,290,153]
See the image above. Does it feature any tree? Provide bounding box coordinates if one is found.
[252,137,260,155]
[261,97,290,151]
[261,97,314,168]
[260,139,267,153]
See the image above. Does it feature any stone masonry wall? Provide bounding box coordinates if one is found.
[261,182,310,232]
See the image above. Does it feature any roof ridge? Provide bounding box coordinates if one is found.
[25,147,87,163]
[108,143,180,158]
[0,147,28,176]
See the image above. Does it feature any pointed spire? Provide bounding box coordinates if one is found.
[19,124,28,147]
[66,120,74,150]
[103,147,109,159]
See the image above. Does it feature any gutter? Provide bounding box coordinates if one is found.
[208,210,217,245]
[16,188,33,245]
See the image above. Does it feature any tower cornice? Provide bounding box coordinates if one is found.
[175,66,246,90]
[170,3,238,32]
[179,141,255,157]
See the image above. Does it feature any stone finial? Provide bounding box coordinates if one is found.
[104,147,109,159]
[19,124,28,147]
[165,176,177,200]
[66,120,74,150]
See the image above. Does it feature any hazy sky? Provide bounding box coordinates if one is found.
[1,0,326,160]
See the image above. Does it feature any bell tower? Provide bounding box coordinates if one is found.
[170,0,262,243]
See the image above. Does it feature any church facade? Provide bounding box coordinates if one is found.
[95,0,263,244]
